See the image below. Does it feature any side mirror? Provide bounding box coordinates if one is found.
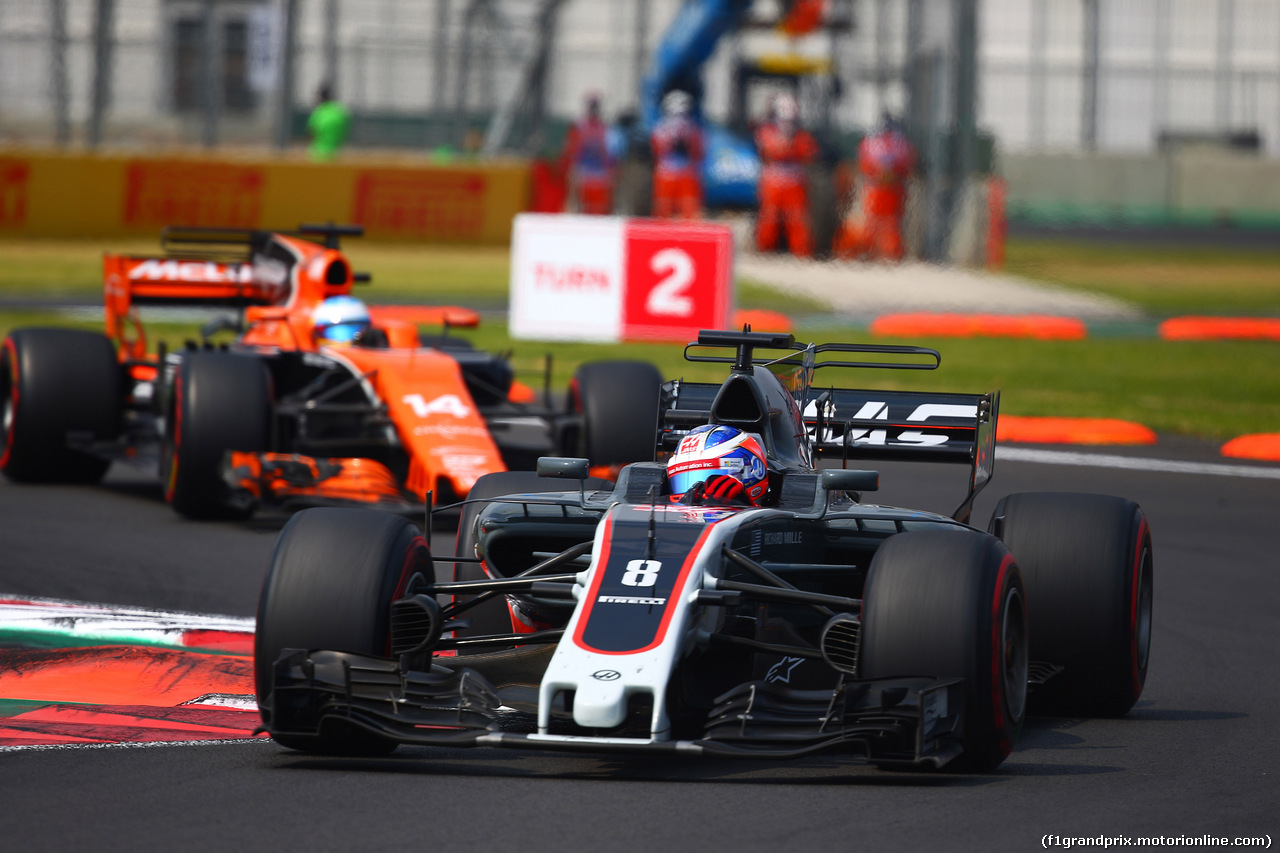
[537,456,591,480]
[821,468,879,493]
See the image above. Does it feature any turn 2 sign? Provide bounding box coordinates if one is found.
[510,213,734,342]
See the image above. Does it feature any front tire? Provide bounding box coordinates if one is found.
[991,492,1154,717]
[859,529,1028,771]
[1,328,120,483]
[255,507,433,754]
[567,360,662,468]
[162,351,271,519]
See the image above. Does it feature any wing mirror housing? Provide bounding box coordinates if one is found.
[821,468,879,493]
[537,457,591,480]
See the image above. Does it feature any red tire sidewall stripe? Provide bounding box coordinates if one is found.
[1,338,18,469]
[394,534,430,600]
[165,370,183,502]
[385,533,431,655]
[990,551,1017,749]
[1129,515,1150,698]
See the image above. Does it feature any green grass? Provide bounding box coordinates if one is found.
[0,239,832,315]
[4,236,1280,441]
[1003,238,1280,315]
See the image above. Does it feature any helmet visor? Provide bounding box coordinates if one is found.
[318,321,367,343]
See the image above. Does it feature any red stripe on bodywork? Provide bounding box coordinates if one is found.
[572,512,719,656]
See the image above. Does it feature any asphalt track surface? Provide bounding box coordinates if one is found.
[1,444,1277,853]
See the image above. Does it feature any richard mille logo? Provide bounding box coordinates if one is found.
[592,670,621,681]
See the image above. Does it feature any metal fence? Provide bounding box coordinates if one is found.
[982,0,1280,157]
[4,0,1276,158]
[3,0,1278,157]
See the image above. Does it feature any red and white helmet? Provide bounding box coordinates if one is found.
[667,424,768,503]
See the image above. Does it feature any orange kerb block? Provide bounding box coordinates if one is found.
[870,313,1087,340]
[1221,434,1280,461]
[998,416,1158,446]
[1159,317,1280,341]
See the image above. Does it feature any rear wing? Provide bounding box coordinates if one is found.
[102,224,363,359]
[104,224,362,308]
[662,331,999,524]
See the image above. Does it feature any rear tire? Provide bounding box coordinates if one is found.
[255,507,432,754]
[859,529,1028,771]
[568,360,662,467]
[1,328,120,483]
[991,492,1153,717]
[162,351,271,519]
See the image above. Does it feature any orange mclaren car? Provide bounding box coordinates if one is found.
[1,224,662,519]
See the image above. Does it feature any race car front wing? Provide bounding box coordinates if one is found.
[264,649,965,767]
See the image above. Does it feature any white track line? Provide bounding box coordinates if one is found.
[0,595,253,646]
[997,447,1280,480]
[0,738,269,754]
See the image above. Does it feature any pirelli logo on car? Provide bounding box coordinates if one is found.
[597,595,668,606]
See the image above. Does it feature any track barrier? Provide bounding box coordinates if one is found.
[870,313,1088,340]
[1158,317,1280,342]
[0,149,529,243]
[1221,434,1280,461]
[998,416,1158,445]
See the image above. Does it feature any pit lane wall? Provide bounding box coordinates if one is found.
[0,150,529,244]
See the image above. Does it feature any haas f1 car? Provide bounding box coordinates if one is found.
[1,224,661,518]
[255,330,1154,771]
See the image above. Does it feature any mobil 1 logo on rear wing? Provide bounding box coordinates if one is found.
[806,389,992,462]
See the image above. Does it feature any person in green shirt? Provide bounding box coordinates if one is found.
[307,83,350,162]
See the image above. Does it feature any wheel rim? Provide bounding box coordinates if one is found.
[1001,585,1029,722]
[1135,544,1154,671]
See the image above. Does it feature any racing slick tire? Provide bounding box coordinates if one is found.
[859,529,1028,772]
[568,360,662,468]
[990,492,1154,717]
[1,328,120,483]
[255,507,433,755]
[454,471,609,649]
[162,351,271,519]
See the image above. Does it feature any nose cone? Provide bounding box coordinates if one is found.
[572,677,630,729]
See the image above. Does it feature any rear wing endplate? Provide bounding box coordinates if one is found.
[809,387,999,524]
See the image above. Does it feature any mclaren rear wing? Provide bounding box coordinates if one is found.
[101,224,365,360]
[102,224,362,311]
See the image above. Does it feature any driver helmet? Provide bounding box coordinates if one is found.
[313,295,372,346]
[662,90,692,118]
[667,424,768,503]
